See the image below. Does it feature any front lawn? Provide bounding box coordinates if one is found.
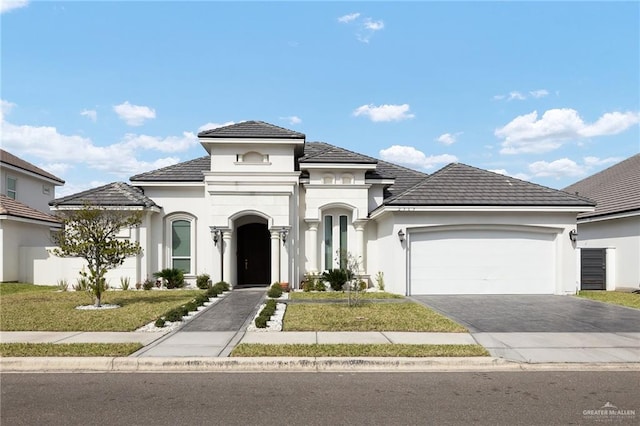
[0,343,142,357]
[283,303,466,332]
[231,343,488,357]
[289,291,402,300]
[577,290,640,309]
[0,284,204,331]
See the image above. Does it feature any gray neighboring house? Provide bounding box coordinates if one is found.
[564,154,640,291]
[0,149,64,282]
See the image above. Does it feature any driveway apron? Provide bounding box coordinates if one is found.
[412,295,640,363]
[135,288,265,357]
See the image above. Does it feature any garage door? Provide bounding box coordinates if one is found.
[410,228,556,295]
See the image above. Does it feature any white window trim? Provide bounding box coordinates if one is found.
[322,212,350,270]
[165,214,197,276]
[6,176,17,199]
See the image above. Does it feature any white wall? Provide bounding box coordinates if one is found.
[577,215,640,288]
[369,210,580,296]
[1,219,55,282]
[1,167,58,213]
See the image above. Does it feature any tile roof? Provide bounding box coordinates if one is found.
[130,156,210,182]
[0,194,60,224]
[299,141,378,164]
[50,182,159,208]
[385,163,595,207]
[563,154,640,219]
[198,121,305,139]
[0,149,65,184]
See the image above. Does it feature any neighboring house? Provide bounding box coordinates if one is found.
[40,121,594,295]
[564,154,640,291]
[0,149,65,282]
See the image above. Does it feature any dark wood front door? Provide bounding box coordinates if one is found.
[581,248,606,290]
[237,223,270,286]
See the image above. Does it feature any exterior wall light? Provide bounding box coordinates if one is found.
[569,229,578,242]
[210,226,221,246]
[280,228,289,245]
[397,229,406,243]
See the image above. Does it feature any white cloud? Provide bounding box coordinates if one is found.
[508,91,526,101]
[338,12,360,23]
[379,145,457,170]
[529,89,549,98]
[497,108,640,154]
[80,109,97,122]
[488,168,531,181]
[280,116,301,125]
[40,162,73,175]
[583,156,622,167]
[338,12,384,43]
[1,0,28,14]
[363,18,384,31]
[353,103,414,122]
[56,180,109,198]
[528,158,587,178]
[1,99,16,121]
[120,132,198,153]
[113,101,156,126]
[436,132,461,145]
[493,88,549,101]
[198,121,235,132]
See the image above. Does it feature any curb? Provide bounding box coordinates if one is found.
[2,357,640,373]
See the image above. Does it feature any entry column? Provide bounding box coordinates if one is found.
[222,231,232,288]
[306,220,319,274]
[270,230,280,284]
[354,220,367,274]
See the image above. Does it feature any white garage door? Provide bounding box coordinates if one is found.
[410,229,556,295]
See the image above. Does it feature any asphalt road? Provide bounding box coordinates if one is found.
[2,372,638,425]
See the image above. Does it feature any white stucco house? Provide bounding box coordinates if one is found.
[29,121,595,295]
[564,154,640,291]
[0,149,65,282]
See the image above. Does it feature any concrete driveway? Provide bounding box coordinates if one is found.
[412,295,640,363]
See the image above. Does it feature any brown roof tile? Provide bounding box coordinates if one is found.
[0,194,60,224]
[0,149,65,184]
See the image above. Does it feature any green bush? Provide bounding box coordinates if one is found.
[314,280,326,291]
[120,277,131,291]
[212,281,229,293]
[153,268,185,289]
[255,315,268,328]
[322,269,350,291]
[184,301,198,313]
[302,281,313,292]
[164,309,184,322]
[196,274,211,290]
[206,287,219,298]
[194,294,209,305]
[142,278,154,291]
[154,318,166,328]
[267,283,283,299]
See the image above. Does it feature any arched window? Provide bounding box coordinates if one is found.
[166,215,196,274]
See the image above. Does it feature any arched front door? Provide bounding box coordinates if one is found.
[236,223,270,286]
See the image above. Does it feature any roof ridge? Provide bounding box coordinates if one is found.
[564,153,640,192]
[0,149,65,184]
[301,141,378,163]
[130,156,208,180]
[384,163,455,203]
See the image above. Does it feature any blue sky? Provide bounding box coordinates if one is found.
[2,1,639,197]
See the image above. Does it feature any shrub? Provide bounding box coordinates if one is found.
[206,287,219,298]
[196,274,211,290]
[135,281,142,290]
[194,294,209,305]
[302,281,314,292]
[184,301,198,313]
[322,269,350,291]
[212,281,230,292]
[267,283,283,299]
[375,271,385,291]
[56,279,69,292]
[315,280,326,292]
[153,268,185,289]
[74,277,90,292]
[120,277,131,291]
[142,278,154,291]
[255,315,268,328]
[164,308,184,322]
[154,318,166,328]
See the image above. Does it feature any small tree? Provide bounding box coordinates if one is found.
[51,206,143,307]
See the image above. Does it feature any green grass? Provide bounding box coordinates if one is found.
[283,302,466,332]
[0,284,205,331]
[0,343,142,357]
[231,343,488,357]
[289,291,402,300]
[577,290,640,309]
[0,283,57,295]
